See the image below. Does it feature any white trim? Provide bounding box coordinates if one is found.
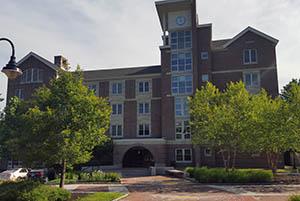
[223,26,279,48]
[17,52,58,71]
[175,148,192,163]
[110,124,123,138]
[137,122,151,138]
[111,103,123,116]
[113,138,166,145]
[155,0,191,6]
[84,74,161,82]
[243,49,258,65]
[211,66,276,74]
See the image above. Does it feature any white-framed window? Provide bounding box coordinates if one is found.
[202,74,209,82]
[243,49,257,64]
[243,72,259,88]
[204,148,212,157]
[111,124,123,138]
[172,75,193,95]
[138,81,150,93]
[112,82,122,95]
[175,97,189,117]
[138,123,150,137]
[15,89,24,100]
[176,120,191,140]
[175,149,192,162]
[171,52,192,72]
[201,52,209,60]
[20,68,43,84]
[112,103,123,115]
[138,102,150,115]
[170,30,192,50]
[88,84,97,94]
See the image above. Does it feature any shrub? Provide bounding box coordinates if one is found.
[185,167,273,183]
[65,171,79,180]
[289,195,300,201]
[78,171,121,182]
[0,181,71,201]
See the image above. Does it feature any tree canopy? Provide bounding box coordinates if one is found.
[0,69,111,187]
[190,81,300,172]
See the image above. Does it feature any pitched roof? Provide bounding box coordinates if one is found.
[83,65,161,80]
[211,39,231,51]
[223,26,279,48]
[17,51,58,71]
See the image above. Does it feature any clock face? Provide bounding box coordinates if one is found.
[176,16,186,26]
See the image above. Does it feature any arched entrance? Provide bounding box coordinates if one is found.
[122,146,154,168]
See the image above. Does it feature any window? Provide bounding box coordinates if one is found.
[138,124,150,137]
[170,31,192,50]
[88,84,97,94]
[112,104,122,115]
[201,52,209,60]
[15,89,24,100]
[138,102,150,115]
[171,52,192,72]
[202,74,209,82]
[172,75,193,95]
[175,149,192,162]
[111,125,122,137]
[175,97,189,117]
[204,148,212,157]
[112,82,122,95]
[138,81,150,93]
[244,49,257,64]
[176,120,191,140]
[20,68,43,83]
[244,72,259,88]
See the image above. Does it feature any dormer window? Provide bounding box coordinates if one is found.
[243,49,257,64]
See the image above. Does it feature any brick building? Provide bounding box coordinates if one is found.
[5,0,280,169]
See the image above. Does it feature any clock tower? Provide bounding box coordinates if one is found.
[156,0,201,166]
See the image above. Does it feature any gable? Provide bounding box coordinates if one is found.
[223,26,279,48]
[17,52,58,71]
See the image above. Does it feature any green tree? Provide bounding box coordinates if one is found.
[281,79,300,101]
[250,91,296,173]
[1,69,111,188]
[190,82,253,170]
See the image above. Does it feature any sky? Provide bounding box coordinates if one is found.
[0,0,299,110]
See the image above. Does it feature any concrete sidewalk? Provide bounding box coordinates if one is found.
[63,183,128,194]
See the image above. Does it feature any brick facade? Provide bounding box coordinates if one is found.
[4,0,281,170]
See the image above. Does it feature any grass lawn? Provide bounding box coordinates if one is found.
[76,192,124,201]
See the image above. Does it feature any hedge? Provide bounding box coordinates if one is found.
[289,195,300,201]
[185,167,273,183]
[78,171,121,182]
[0,181,71,201]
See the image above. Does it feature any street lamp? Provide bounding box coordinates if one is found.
[0,38,22,79]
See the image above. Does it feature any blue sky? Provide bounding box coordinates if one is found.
[1,0,299,109]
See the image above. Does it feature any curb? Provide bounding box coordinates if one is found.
[113,193,129,201]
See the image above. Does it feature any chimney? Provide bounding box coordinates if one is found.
[54,55,69,70]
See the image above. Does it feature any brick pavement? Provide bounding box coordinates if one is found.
[121,176,295,201]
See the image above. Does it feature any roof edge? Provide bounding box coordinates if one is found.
[17,52,58,71]
[223,26,279,48]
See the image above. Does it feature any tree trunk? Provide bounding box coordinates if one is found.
[232,147,237,170]
[59,159,66,188]
[267,152,278,174]
[220,150,227,170]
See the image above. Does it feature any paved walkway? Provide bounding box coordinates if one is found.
[120,176,300,201]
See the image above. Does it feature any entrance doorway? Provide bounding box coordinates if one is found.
[122,147,154,168]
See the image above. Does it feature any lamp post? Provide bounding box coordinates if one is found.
[0,38,22,79]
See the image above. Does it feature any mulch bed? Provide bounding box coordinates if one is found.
[274,174,300,184]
